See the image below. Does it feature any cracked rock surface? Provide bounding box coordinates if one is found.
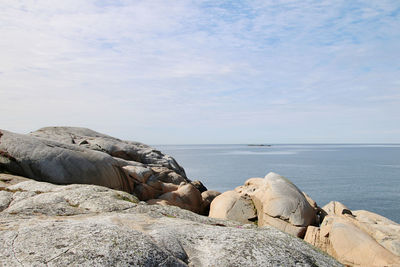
[0,174,342,267]
[0,127,214,213]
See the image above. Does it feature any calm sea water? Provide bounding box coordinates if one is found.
[155,144,400,223]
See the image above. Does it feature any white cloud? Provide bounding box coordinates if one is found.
[0,0,399,143]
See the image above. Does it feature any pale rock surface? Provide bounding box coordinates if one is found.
[0,128,208,214]
[157,183,203,214]
[0,176,342,267]
[305,215,400,266]
[234,177,264,195]
[209,190,257,224]
[351,210,400,257]
[322,201,352,217]
[251,172,317,237]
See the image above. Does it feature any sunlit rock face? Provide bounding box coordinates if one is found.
[0,174,341,267]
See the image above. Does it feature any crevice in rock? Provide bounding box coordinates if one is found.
[45,247,71,265]
[12,232,23,266]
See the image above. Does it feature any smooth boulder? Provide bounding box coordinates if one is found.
[251,172,317,237]
[209,190,257,224]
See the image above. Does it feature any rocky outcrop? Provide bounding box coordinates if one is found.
[209,172,317,238]
[209,173,400,266]
[30,126,186,177]
[304,213,400,266]
[304,200,400,266]
[0,175,341,266]
[0,127,209,214]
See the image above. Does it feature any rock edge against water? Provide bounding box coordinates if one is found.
[0,173,341,267]
[209,173,400,266]
[1,127,399,266]
[0,127,215,215]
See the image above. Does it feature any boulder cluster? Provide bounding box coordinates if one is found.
[0,127,219,215]
[0,173,341,266]
[209,173,400,266]
[1,126,399,266]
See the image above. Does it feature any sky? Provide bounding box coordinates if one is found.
[1,0,399,144]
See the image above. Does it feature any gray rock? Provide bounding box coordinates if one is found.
[0,129,135,193]
[0,128,193,213]
[30,126,186,178]
[0,177,342,267]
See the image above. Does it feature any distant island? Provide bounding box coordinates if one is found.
[247,144,272,147]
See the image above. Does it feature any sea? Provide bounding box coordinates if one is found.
[155,144,400,224]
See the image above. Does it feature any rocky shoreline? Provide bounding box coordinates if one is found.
[1,127,399,266]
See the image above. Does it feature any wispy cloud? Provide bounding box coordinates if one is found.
[0,0,399,143]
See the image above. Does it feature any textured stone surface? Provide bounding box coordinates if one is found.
[0,129,137,193]
[209,190,257,224]
[253,172,316,227]
[30,126,186,177]
[351,210,400,257]
[0,128,207,214]
[211,173,317,237]
[305,215,400,266]
[0,176,342,267]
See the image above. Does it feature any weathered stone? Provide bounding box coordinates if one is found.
[160,182,179,193]
[122,165,152,183]
[322,201,352,217]
[0,129,136,193]
[209,190,257,224]
[0,128,199,213]
[158,183,203,213]
[234,177,264,195]
[305,215,400,266]
[3,181,139,216]
[190,180,208,193]
[251,172,317,237]
[30,126,186,177]
[133,183,161,201]
[0,173,30,187]
[352,210,400,257]
[200,190,221,215]
[0,191,12,212]
[0,177,342,267]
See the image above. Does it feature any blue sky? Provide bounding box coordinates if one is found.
[1,0,399,144]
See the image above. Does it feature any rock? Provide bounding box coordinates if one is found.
[0,173,30,187]
[305,215,400,266]
[351,210,400,257]
[160,182,180,193]
[0,129,136,192]
[200,190,221,215]
[251,172,317,237]
[30,126,186,178]
[157,183,203,213]
[122,165,152,184]
[235,177,264,195]
[133,183,161,201]
[209,190,257,224]
[190,180,208,193]
[303,191,318,210]
[0,176,342,266]
[3,180,139,216]
[0,128,200,213]
[322,201,352,217]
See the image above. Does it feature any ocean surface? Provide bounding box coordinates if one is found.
[155,144,400,223]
